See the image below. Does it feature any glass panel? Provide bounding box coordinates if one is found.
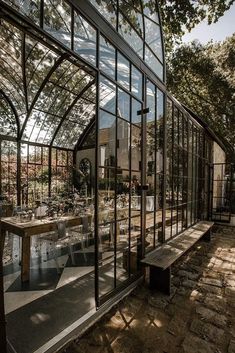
[100,35,116,80]
[116,173,130,221]
[0,140,17,204]
[0,95,18,137]
[117,118,130,170]
[44,0,71,48]
[100,76,116,114]
[144,17,162,62]
[156,89,164,173]
[119,0,143,36]
[74,11,96,66]
[117,89,130,121]
[131,125,141,171]
[0,21,26,124]
[117,52,130,90]
[89,0,117,28]
[99,110,116,167]
[3,0,41,24]
[131,65,143,100]
[146,80,155,134]
[131,171,141,218]
[145,46,163,80]
[25,36,59,107]
[131,98,142,126]
[118,13,143,58]
[142,0,159,23]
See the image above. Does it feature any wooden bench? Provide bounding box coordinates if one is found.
[141,221,214,295]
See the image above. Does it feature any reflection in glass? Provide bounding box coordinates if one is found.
[99,111,116,167]
[117,52,130,90]
[118,13,143,58]
[3,0,40,24]
[89,0,117,28]
[131,99,142,126]
[74,12,96,66]
[100,35,116,80]
[0,95,18,137]
[100,77,116,114]
[44,0,71,48]
[118,89,130,121]
[145,46,163,80]
[131,65,143,100]
[131,125,141,171]
[117,119,130,170]
[145,17,162,62]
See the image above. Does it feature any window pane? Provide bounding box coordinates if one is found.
[131,65,142,100]
[117,118,130,170]
[118,89,130,121]
[145,17,162,62]
[100,76,116,114]
[117,52,130,90]
[74,12,96,66]
[100,35,116,80]
[145,46,163,80]
[99,110,116,167]
[44,0,71,48]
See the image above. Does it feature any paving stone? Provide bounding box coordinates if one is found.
[148,295,169,310]
[200,277,223,288]
[182,334,216,353]
[197,283,223,295]
[225,277,235,287]
[182,279,197,289]
[228,340,235,353]
[204,294,227,313]
[225,287,235,297]
[190,319,225,345]
[196,306,227,327]
[177,270,200,280]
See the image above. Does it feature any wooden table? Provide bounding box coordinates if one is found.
[0,215,83,283]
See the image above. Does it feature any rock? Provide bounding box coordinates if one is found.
[182,279,197,289]
[204,294,227,313]
[197,283,223,295]
[177,270,200,280]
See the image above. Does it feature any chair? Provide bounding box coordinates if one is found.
[39,219,75,273]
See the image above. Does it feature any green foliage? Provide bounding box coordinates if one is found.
[158,0,235,55]
[167,35,235,149]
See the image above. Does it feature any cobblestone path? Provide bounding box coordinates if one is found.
[64,225,235,353]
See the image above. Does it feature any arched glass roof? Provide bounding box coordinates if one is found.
[89,0,164,80]
[0,19,97,149]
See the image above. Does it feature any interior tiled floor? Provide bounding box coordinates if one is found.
[2,233,131,353]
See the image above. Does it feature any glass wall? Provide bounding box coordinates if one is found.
[165,97,212,240]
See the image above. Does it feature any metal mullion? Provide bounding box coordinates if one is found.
[114,69,118,289]
[170,105,174,238]
[128,97,132,278]
[153,85,157,247]
[95,35,108,304]
[141,76,147,259]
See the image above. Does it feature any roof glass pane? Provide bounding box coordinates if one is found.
[53,95,96,149]
[119,0,143,37]
[44,0,71,48]
[0,94,18,137]
[74,11,97,66]
[100,35,116,80]
[25,35,59,107]
[118,89,130,121]
[2,0,41,25]
[118,13,143,58]
[100,76,116,114]
[131,65,143,100]
[117,52,130,91]
[142,0,159,23]
[89,0,117,28]
[0,21,26,127]
[145,17,162,62]
[145,46,163,81]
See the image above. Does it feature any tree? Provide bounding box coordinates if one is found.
[158,0,235,56]
[167,35,235,150]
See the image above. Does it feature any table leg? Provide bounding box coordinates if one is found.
[0,228,7,353]
[21,237,31,282]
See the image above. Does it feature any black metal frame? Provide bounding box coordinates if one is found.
[0,1,230,352]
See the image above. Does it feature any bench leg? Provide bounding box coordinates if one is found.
[149,266,171,295]
[201,229,211,242]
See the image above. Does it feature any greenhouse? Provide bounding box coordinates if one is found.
[0,1,232,353]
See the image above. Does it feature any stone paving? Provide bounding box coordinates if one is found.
[64,225,235,353]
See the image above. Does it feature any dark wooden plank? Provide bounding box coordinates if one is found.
[141,221,214,270]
